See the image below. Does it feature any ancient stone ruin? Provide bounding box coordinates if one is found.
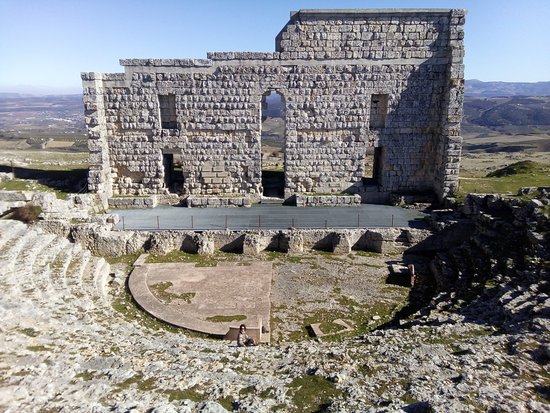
[82,9,465,205]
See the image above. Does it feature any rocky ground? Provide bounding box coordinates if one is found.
[269,251,410,343]
[1,212,549,412]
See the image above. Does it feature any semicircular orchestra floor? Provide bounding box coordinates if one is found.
[129,257,272,342]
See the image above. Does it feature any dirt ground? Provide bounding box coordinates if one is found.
[266,251,410,343]
[461,132,550,177]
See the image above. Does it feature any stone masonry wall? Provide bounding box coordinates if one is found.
[82,9,465,204]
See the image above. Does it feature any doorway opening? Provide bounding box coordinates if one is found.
[363,146,383,185]
[163,151,184,194]
[261,90,285,198]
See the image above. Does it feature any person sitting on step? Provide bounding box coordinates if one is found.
[237,324,256,347]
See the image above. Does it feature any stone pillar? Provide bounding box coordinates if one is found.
[435,9,466,200]
[288,231,304,254]
[81,72,113,207]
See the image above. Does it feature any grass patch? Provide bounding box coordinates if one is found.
[458,160,550,200]
[75,371,96,381]
[218,396,235,411]
[239,385,256,396]
[259,387,276,399]
[0,179,69,199]
[111,285,212,338]
[27,345,49,352]
[296,299,402,342]
[487,160,545,177]
[206,314,247,323]
[21,327,40,337]
[111,288,181,333]
[318,321,348,335]
[10,204,42,223]
[164,385,205,402]
[115,373,156,392]
[288,375,343,413]
[150,281,195,304]
[104,251,143,266]
[146,250,222,266]
[354,250,382,257]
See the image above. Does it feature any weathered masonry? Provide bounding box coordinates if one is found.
[82,8,466,205]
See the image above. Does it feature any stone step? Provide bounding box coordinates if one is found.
[0,220,27,250]
[81,257,111,308]
[0,226,43,275]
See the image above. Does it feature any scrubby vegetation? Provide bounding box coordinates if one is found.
[10,203,42,223]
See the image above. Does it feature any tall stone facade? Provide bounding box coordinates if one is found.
[82,9,466,204]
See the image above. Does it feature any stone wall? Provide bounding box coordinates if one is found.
[82,9,465,204]
[428,193,549,297]
[295,194,361,207]
[68,224,431,257]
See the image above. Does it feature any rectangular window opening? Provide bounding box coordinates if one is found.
[159,94,177,129]
[369,94,388,129]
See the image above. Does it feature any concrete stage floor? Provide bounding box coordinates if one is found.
[113,203,427,231]
[128,260,272,338]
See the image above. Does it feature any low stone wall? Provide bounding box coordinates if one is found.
[186,196,251,208]
[67,223,431,257]
[108,197,157,209]
[295,194,361,207]
[0,190,33,202]
[0,191,100,220]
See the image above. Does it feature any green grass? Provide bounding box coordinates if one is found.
[74,371,96,381]
[104,251,143,266]
[0,179,68,199]
[164,385,206,402]
[20,327,40,337]
[288,375,343,413]
[294,298,403,342]
[318,321,348,335]
[206,314,246,323]
[486,160,545,177]
[354,250,382,258]
[27,345,50,352]
[111,287,182,333]
[115,374,156,392]
[149,281,195,304]
[458,160,550,200]
[146,250,223,266]
[217,396,235,411]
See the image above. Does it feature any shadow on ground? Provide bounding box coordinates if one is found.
[0,165,88,193]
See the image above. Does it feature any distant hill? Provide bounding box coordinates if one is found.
[462,96,550,135]
[465,80,550,97]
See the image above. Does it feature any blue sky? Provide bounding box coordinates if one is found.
[0,0,548,93]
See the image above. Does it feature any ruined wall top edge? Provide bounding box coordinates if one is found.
[290,8,466,17]
[82,8,466,81]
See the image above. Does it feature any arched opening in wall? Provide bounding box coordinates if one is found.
[364,146,383,185]
[261,91,286,198]
[162,149,184,194]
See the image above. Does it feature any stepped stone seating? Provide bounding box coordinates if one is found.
[0,218,262,410]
